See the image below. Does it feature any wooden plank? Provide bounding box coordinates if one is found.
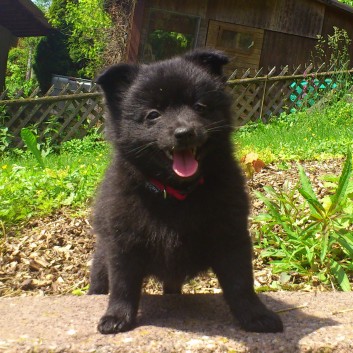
[269,0,324,38]
[259,30,318,70]
[149,0,207,17]
[84,103,106,132]
[227,68,353,85]
[1,92,102,106]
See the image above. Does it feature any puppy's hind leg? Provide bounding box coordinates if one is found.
[212,231,283,333]
[88,241,109,295]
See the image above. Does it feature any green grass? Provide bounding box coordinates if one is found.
[0,137,109,230]
[234,96,353,162]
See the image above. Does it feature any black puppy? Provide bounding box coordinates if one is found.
[88,49,283,335]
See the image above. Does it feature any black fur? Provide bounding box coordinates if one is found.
[89,49,283,334]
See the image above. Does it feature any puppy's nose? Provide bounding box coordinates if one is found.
[174,127,195,141]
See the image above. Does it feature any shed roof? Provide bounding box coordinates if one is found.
[0,0,53,37]
[316,0,353,15]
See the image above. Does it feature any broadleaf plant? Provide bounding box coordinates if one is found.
[253,149,353,291]
[20,128,45,168]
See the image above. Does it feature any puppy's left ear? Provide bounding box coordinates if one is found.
[183,49,229,76]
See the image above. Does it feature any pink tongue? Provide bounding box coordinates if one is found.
[172,150,198,178]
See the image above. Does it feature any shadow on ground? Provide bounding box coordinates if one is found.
[138,293,339,350]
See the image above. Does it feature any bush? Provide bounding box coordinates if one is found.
[60,132,108,155]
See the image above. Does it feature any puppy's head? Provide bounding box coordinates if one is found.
[97,49,232,184]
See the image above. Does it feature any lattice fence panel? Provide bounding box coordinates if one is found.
[0,85,105,148]
[228,63,353,126]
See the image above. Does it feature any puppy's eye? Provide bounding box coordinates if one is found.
[194,102,207,113]
[145,110,161,121]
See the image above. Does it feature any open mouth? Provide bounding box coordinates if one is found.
[165,148,198,178]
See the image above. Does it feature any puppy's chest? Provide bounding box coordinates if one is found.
[146,226,209,274]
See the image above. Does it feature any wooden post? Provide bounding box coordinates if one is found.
[259,75,268,123]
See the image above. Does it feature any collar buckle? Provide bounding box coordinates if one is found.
[146,177,204,201]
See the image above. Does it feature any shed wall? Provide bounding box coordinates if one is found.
[205,0,324,38]
[259,31,317,71]
[134,0,353,70]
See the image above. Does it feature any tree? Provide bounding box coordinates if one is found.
[64,0,112,77]
[5,38,39,96]
[33,0,112,90]
[33,0,79,92]
[33,32,78,92]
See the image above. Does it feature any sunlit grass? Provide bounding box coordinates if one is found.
[234,96,353,163]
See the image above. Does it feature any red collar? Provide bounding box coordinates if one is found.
[146,177,204,201]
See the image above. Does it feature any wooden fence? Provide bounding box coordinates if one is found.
[0,84,105,148]
[1,63,352,148]
[228,63,353,125]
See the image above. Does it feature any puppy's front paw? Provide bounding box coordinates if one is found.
[98,314,135,334]
[240,309,283,333]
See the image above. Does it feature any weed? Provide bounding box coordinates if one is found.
[20,128,46,168]
[253,150,353,291]
[0,127,13,154]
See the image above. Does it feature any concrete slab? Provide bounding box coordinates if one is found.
[0,292,352,352]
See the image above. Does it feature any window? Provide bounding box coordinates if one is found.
[143,9,200,62]
[217,29,254,53]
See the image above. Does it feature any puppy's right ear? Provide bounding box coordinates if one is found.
[183,49,229,77]
[96,64,139,97]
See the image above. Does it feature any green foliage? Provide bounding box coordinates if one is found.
[60,131,107,155]
[338,0,353,6]
[5,38,39,97]
[32,0,112,90]
[20,128,46,168]
[148,30,191,61]
[0,127,13,154]
[72,284,89,296]
[313,27,351,70]
[0,136,108,227]
[64,0,112,77]
[253,150,353,291]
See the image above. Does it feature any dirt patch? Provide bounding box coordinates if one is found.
[0,159,346,297]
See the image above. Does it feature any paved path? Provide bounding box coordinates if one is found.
[0,292,352,352]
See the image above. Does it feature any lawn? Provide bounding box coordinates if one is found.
[234,96,353,162]
[0,132,109,227]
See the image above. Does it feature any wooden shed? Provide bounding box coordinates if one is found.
[0,0,52,92]
[125,0,353,75]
